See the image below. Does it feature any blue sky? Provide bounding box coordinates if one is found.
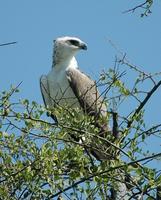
[0,1,161,166]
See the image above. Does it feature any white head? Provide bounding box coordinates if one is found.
[53,36,87,66]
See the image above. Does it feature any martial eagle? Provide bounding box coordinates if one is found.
[40,36,110,160]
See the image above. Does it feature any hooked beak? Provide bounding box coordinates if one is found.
[79,42,87,50]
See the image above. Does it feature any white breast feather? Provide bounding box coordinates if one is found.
[47,64,79,108]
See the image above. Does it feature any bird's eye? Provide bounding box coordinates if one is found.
[69,39,79,46]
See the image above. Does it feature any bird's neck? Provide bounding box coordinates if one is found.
[52,56,78,70]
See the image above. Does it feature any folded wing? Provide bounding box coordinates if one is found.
[66,68,107,118]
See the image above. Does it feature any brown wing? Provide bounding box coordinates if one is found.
[66,68,107,118]
[66,68,112,160]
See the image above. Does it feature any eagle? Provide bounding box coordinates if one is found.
[40,36,110,160]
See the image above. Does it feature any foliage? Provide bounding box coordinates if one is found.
[0,57,161,199]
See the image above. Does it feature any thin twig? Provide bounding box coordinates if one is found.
[0,41,17,47]
[0,81,22,108]
[122,1,148,14]
[127,80,161,129]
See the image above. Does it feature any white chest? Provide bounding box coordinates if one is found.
[47,69,79,107]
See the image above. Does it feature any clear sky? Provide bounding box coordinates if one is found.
[0,1,161,166]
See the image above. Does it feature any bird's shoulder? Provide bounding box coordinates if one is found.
[66,67,94,85]
[46,68,66,84]
[40,74,48,86]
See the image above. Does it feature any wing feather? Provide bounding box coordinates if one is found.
[66,68,112,160]
[66,68,107,118]
[40,75,52,108]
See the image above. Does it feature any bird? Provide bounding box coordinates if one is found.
[40,36,110,160]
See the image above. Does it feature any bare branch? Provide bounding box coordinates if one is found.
[123,1,148,14]
[0,41,17,47]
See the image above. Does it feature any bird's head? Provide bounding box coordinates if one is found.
[53,36,87,65]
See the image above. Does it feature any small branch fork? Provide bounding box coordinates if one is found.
[122,1,150,14]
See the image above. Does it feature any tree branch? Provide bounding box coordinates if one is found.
[0,41,17,47]
[123,1,148,14]
[48,152,161,199]
[127,80,161,129]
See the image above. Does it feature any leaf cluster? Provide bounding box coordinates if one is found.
[0,60,161,199]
